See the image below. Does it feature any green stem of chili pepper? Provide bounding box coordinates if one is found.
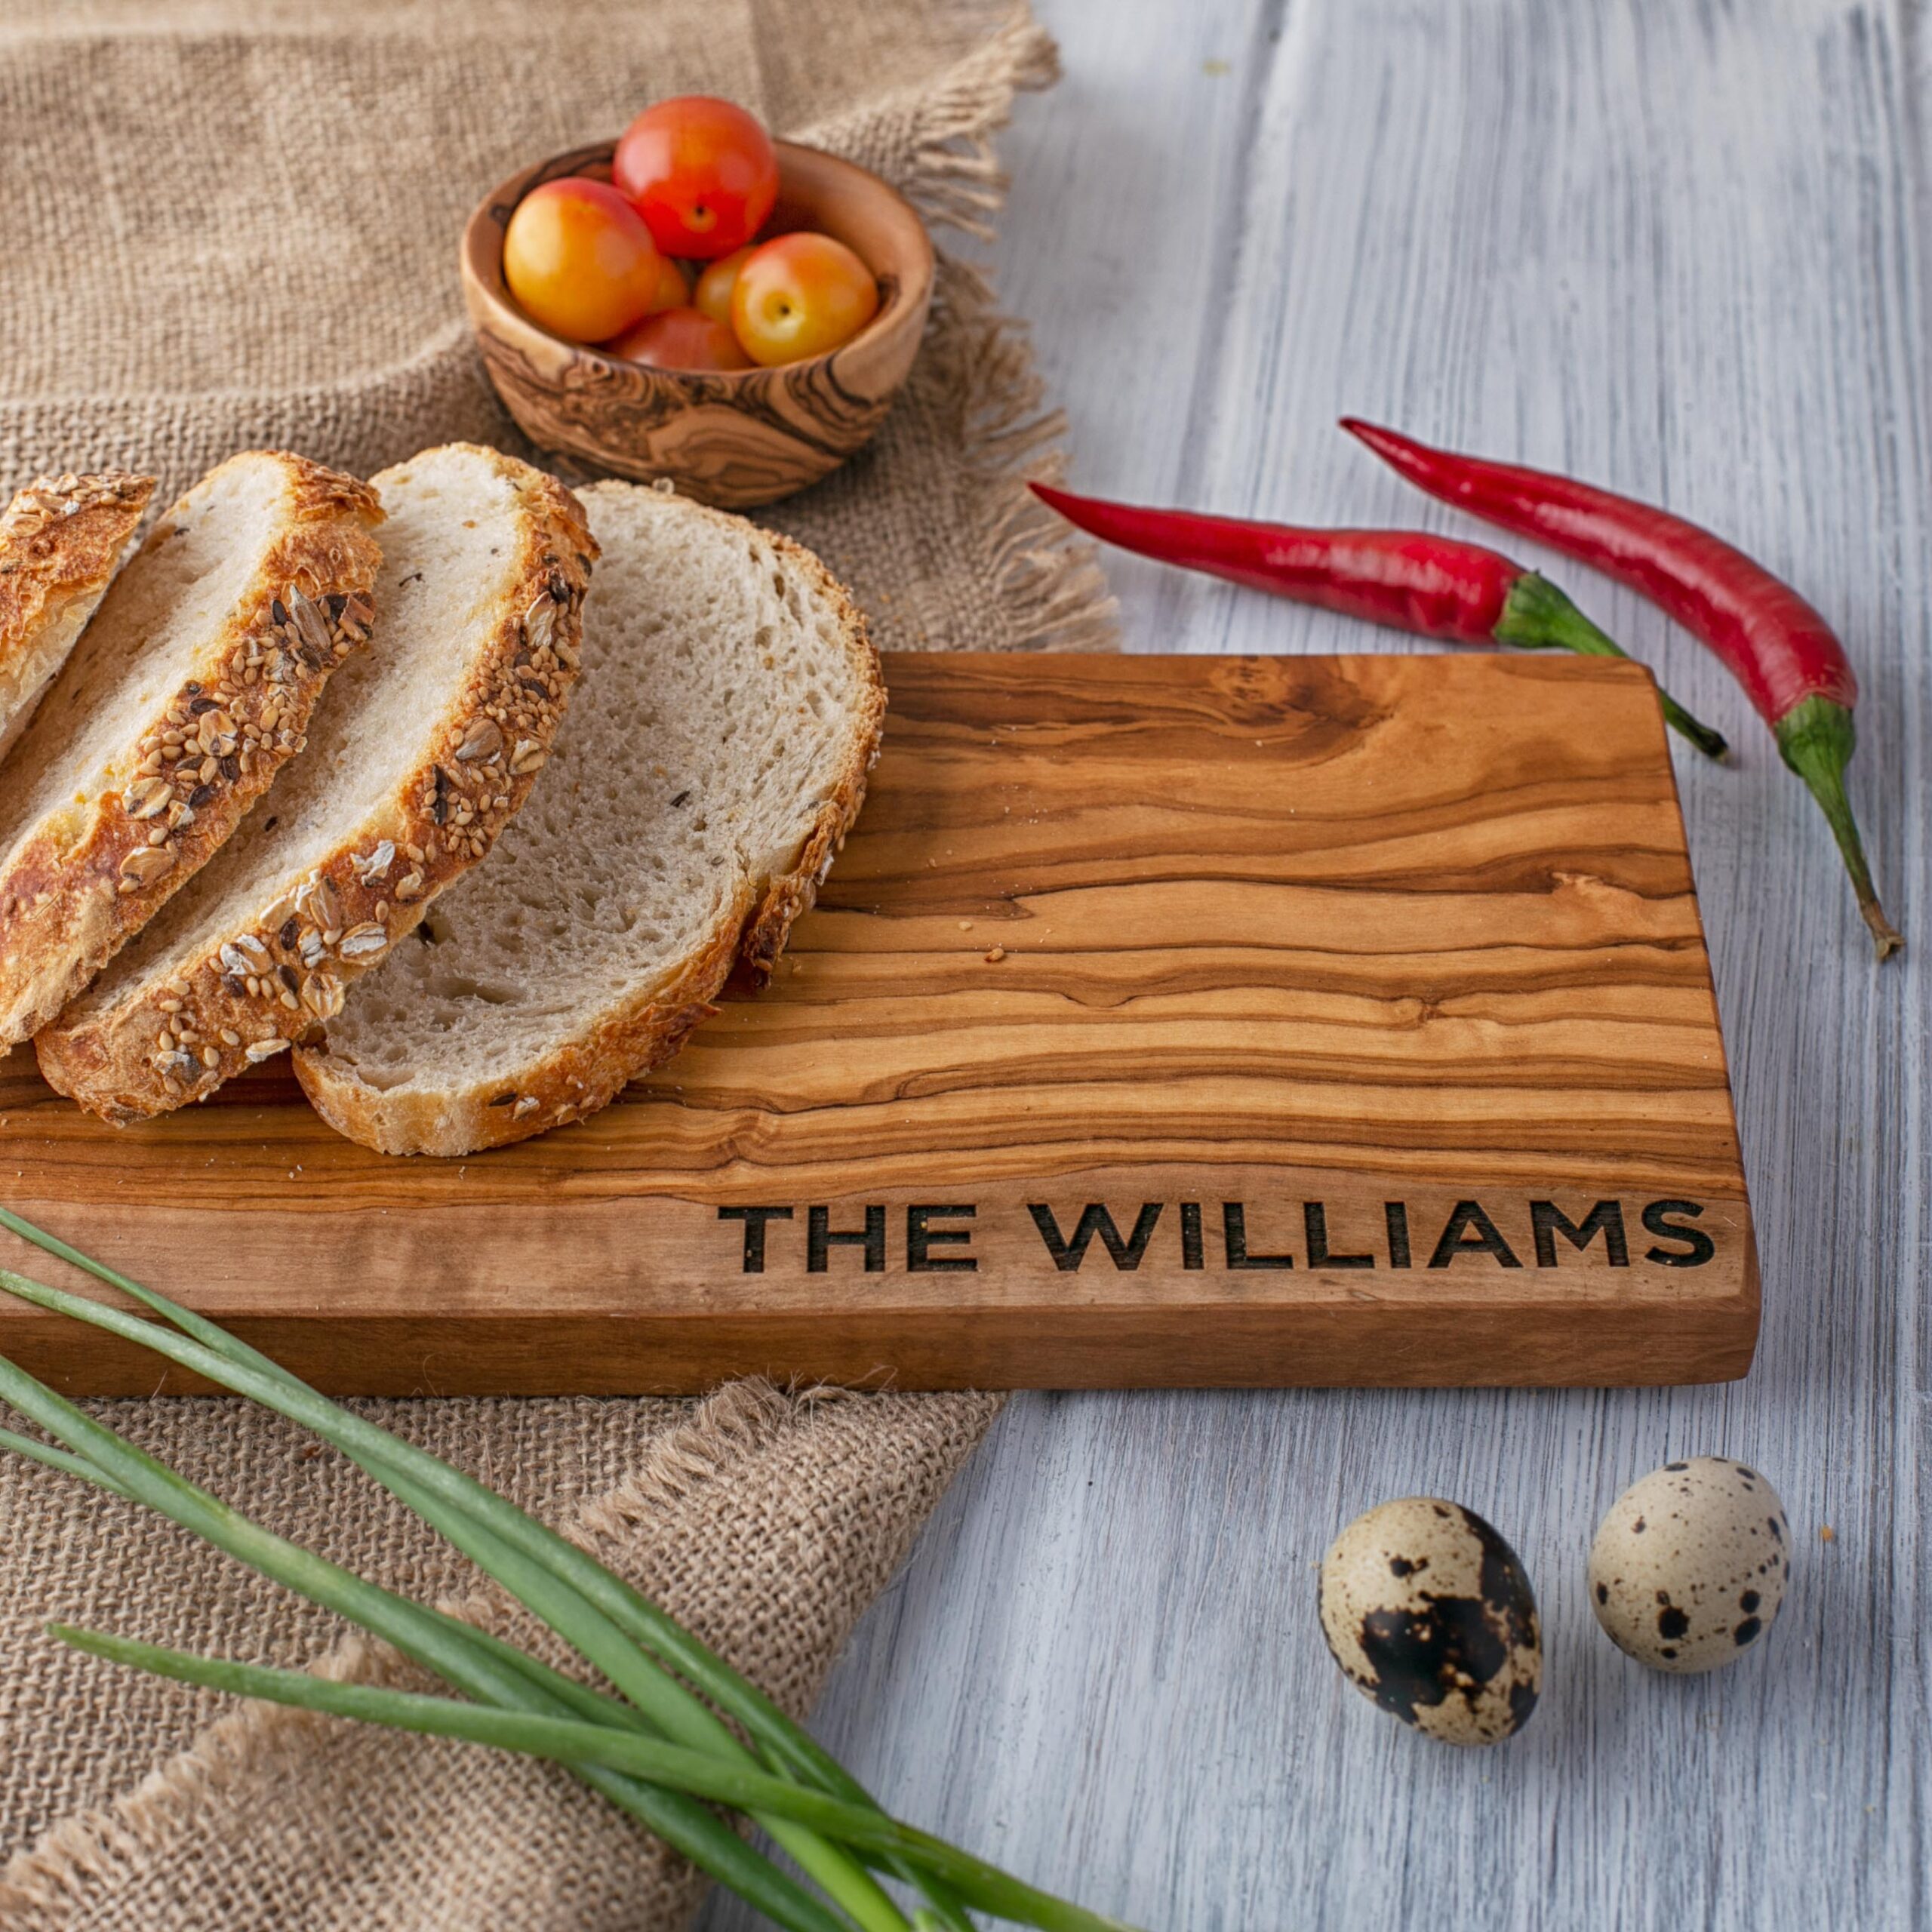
[1494,573,1730,761]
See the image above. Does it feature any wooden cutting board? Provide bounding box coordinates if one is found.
[0,652,1755,1394]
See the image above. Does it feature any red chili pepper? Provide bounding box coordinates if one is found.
[1342,418,1900,958]
[1028,481,1727,758]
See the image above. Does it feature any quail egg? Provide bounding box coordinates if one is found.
[1319,1497,1541,1746]
[1588,1457,1789,1672]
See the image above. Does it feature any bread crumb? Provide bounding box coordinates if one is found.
[957,919,973,931]
[1820,1524,1835,1543]
[984,946,1006,962]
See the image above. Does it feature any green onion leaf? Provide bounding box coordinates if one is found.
[0,1208,968,1928]
[54,1625,1143,1932]
[0,1213,1109,1930]
[0,1350,852,1932]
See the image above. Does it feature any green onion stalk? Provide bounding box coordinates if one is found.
[0,1208,1137,1932]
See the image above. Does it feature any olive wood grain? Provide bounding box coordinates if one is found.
[461,142,935,508]
[0,652,1755,1393]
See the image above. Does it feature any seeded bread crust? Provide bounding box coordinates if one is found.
[294,503,883,1158]
[0,453,382,1048]
[36,450,595,1125]
[0,472,156,761]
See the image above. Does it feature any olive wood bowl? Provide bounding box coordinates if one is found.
[461,140,934,509]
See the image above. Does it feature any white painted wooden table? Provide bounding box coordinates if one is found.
[711,3,1928,1925]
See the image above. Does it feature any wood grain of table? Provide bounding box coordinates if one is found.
[707,2,1929,1926]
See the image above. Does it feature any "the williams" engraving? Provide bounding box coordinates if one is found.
[718,1198,1716,1275]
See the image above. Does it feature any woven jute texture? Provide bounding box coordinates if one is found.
[0,0,1112,1924]
[0,1386,1003,1929]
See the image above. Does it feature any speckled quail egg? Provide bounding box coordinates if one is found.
[1588,1457,1789,1672]
[1319,1497,1541,1746]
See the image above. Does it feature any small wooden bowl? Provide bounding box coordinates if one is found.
[461,141,934,509]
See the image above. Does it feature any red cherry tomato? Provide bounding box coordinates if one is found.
[502,178,663,343]
[731,231,879,366]
[693,245,756,328]
[645,254,694,315]
[614,97,779,260]
[607,306,755,372]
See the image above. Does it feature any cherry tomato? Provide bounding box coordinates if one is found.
[693,246,756,328]
[731,232,879,366]
[614,97,779,260]
[502,177,662,343]
[607,306,755,372]
[645,254,694,315]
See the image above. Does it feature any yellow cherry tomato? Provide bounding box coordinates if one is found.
[693,246,756,328]
[645,254,694,315]
[730,232,880,367]
[608,306,755,371]
[502,177,663,343]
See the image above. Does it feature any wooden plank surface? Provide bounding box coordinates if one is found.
[706,3,1930,1929]
[0,651,1755,1391]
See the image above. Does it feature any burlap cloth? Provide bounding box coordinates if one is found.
[0,2,1114,1924]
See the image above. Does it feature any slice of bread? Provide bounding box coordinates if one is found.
[37,445,594,1124]
[294,479,883,1157]
[0,452,382,1048]
[0,472,156,761]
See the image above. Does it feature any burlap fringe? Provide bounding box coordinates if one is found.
[810,11,1117,654]
[918,17,1116,654]
[947,269,1118,654]
[0,1380,804,1927]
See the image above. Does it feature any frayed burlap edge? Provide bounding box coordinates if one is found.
[905,22,1116,654]
[938,260,1118,654]
[0,1382,1001,1928]
[800,13,1116,654]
